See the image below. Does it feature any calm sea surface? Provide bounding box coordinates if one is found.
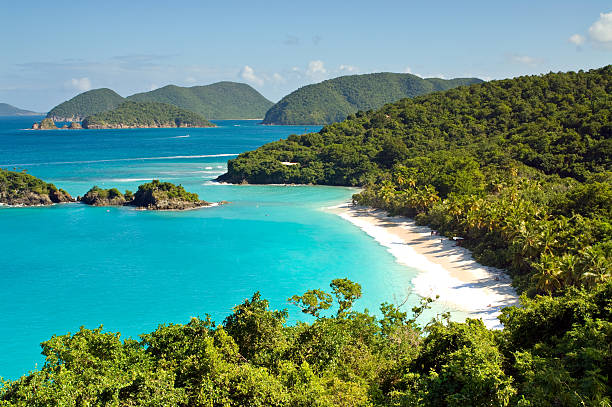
[0,117,451,379]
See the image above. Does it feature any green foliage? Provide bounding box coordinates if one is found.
[289,289,333,317]
[127,81,274,119]
[47,88,125,120]
[133,179,200,203]
[221,66,612,296]
[262,72,483,124]
[0,168,70,204]
[331,278,362,315]
[1,280,610,406]
[82,101,214,128]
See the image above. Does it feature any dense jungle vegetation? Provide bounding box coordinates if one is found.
[221,66,611,295]
[262,73,482,125]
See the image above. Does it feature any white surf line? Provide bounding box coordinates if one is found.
[0,153,239,167]
[328,203,519,329]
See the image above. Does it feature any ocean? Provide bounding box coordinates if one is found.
[0,117,447,379]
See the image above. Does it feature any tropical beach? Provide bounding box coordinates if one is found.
[329,203,519,329]
[1,1,610,404]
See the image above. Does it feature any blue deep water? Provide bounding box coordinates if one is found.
[0,117,446,379]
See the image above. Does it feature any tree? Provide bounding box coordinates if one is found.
[289,289,333,317]
[330,278,362,316]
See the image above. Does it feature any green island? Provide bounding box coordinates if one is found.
[46,88,126,122]
[0,277,609,405]
[81,102,215,129]
[0,103,40,116]
[261,73,483,125]
[45,82,273,122]
[220,66,611,295]
[0,168,73,205]
[80,180,211,210]
[127,81,274,119]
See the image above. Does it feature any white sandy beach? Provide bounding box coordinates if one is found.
[328,203,519,329]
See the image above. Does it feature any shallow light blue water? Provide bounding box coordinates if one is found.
[0,117,450,379]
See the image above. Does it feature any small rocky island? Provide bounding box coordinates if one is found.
[79,180,213,210]
[0,169,74,206]
[32,101,215,130]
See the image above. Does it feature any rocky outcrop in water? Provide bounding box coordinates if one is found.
[79,181,213,210]
[31,118,58,130]
[79,187,128,206]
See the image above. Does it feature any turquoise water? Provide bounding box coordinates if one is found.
[0,117,442,379]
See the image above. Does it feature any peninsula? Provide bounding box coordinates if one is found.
[219,66,611,301]
[0,168,73,206]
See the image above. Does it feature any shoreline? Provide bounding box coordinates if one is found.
[328,203,519,329]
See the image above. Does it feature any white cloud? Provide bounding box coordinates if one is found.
[569,33,586,46]
[511,55,541,66]
[149,83,159,91]
[185,76,197,84]
[70,77,91,92]
[306,60,326,77]
[271,72,285,84]
[339,64,358,73]
[588,12,612,44]
[239,65,264,86]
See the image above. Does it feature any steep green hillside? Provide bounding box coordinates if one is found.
[0,103,40,116]
[262,73,483,125]
[47,88,125,121]
[220,66,611,296]
[82,101,215,129]
[127,81,273,119]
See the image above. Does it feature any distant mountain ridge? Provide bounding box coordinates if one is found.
[262,73,483,125]
[0,103,41,116]
[47,82,273,121]
[127,82,274,120]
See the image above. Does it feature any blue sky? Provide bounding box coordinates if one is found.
[1,0,610,111]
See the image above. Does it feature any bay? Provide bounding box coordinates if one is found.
[0,117,451,379]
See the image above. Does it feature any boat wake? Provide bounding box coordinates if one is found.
[1,153,239,167]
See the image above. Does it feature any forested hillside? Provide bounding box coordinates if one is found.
[127,82,273,119]
[261,73,482,125]
[46,88,125,121]
[81,101,215,129]
[220,66,611,296]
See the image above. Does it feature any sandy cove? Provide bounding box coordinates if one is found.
[328,203,519,329]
